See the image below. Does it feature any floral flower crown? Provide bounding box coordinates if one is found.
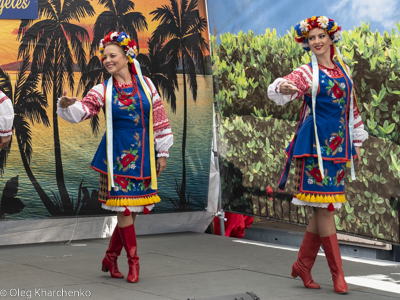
[99,31,138,63]
[294,16,341,51]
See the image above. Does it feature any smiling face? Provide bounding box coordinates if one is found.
[308,28,332,57]
[103,44,129,75]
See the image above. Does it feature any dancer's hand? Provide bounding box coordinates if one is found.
[0,135,11,149]
[280,81,299,95]
[156,157,167,176]
[354,146,361,166]
[59,90,77,108]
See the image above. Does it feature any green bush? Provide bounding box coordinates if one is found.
[340,23,400,144]
[212,23,400,243]
[212,23,400,144]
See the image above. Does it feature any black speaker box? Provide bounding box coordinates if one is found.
[188,291,260,300]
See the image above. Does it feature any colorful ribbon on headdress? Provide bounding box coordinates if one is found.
[106,77,114,190]
[132,59,158,190]
[311,52,325,180]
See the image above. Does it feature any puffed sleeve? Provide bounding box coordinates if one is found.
[344,65,368,146]
[57,83,105,123]
[267,65,313,105]
[353,112,368,146]
[145,78,173,157]
[0,91,14,137]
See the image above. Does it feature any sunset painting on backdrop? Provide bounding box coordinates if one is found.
[0,0,213,220]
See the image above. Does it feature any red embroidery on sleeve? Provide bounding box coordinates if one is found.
[346,98,361,120]
[354,120,363,129]
[153,98,171,133]
[299,65,312,81]
[79,89,103,121]
[155,133,172,140]
[283,67,312,99]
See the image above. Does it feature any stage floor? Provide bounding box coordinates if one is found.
[0,232,399,299]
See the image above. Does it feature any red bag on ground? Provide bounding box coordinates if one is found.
[214,211,253,238]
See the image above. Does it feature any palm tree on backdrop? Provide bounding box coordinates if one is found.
[137,38,178,113]
[150,0,209,210]
[16,0,95,213]
[77,56,109,136]
[78,0,148,135]
[91,0,147,55]
[0,57,60,215]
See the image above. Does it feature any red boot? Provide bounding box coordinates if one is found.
[291,231,321,289]
[321,234,349,294]
[119,224,140,283]
[102,226,124,278]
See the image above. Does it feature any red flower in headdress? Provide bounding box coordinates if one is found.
[103,31,113,44]
[128,40,137,48]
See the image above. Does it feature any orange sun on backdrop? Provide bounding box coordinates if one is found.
[0,0,209,68]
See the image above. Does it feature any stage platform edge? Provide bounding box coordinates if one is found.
[0,211,214,246]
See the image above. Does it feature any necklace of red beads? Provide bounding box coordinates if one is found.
[113,73,138,106]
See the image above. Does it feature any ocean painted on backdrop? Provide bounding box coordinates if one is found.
[0,74,213,219]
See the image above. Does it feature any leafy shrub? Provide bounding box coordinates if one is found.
[212,23,400,243]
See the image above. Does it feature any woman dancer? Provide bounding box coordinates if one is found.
[268,16,368,293]
[57,31,173,283]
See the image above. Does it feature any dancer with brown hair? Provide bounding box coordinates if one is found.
[57,31,173,283]
[268,16,368,294]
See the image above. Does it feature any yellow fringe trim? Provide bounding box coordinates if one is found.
[105,194,161,207]
[296,193,346,204]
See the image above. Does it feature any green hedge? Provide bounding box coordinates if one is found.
[212,22,400,144]
[212,23,400,243]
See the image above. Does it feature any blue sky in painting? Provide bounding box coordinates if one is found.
[206,0,400,39]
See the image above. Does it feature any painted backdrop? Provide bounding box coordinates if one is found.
[208,0,400,243]
[0,0,213,219]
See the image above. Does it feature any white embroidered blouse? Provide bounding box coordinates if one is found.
[0,91,14,137]
[56,78,173,157]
